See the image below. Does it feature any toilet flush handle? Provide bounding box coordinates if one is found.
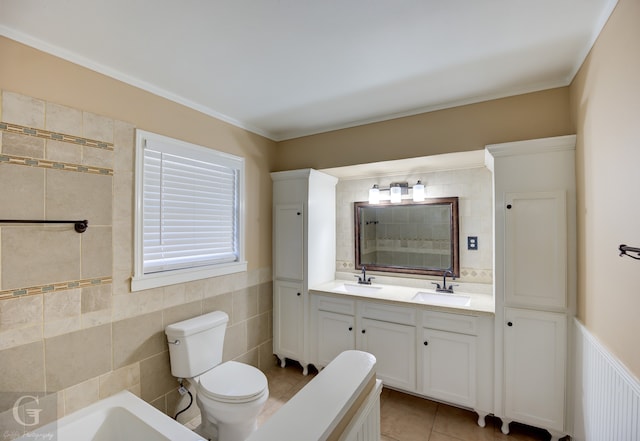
[168,339,180,345]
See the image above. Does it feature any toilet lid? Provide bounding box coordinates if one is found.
[198,361,268,403]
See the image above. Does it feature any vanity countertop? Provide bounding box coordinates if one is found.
[310,279,494,316]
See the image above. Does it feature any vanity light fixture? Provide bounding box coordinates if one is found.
[412,180,425,202]
[367,180,426,204]
[390,184,402,203]
[368,184,380,204]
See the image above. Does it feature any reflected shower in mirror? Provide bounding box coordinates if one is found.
[354,198,459,277]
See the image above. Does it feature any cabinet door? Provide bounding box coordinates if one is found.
[421,328,476,407]
[273,281,304,360]
[504,191,567,309]
[359,318,416,391]
[274,204,304,281]
[504,308,566,432]
[316,310,356,367]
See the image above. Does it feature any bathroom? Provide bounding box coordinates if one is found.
[2,0,640,439]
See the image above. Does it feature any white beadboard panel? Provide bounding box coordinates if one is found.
[574,319,640,441]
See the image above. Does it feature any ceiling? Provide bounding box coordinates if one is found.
[0,0,616,141]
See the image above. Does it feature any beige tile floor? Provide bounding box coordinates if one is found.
[188,363,561,441]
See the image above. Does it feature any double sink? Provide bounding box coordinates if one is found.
[332,283,472,307]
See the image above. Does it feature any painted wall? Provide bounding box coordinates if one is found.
[0,37,277,436]
[570,0,640,377]
[275,87,573,171]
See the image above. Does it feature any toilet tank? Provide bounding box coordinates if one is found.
[165,311,229,378]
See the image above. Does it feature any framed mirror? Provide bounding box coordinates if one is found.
[354,198,459,277]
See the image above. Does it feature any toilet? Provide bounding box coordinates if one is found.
[165,311,269,441]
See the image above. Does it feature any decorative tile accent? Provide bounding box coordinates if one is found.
[0,153,113,176]
[0,121,114,150]
[0,276,112,301]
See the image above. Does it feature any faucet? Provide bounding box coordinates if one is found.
[431,270,456,293]
[355,266,374,285]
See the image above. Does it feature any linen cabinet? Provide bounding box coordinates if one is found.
[486,135,576,441]
[271,169,338,375]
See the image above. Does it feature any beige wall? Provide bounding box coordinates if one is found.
[0,37,276,436]
[570,0,640,377]
[275,87,573,171]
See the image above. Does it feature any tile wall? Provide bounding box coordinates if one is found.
[0,91,274,438]
[336,168,493,284]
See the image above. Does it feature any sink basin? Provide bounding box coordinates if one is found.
[412,291,471,307]
[333,283,383,295]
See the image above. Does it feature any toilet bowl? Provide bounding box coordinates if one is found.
[196,361,268,441]
[165,312,269,441]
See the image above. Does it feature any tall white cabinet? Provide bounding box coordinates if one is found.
[271,169,338,375]
[486,135,576,441]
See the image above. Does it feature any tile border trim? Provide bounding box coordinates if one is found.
[0,276,112,300]
[0,121,114,150]
[0,153,113,176]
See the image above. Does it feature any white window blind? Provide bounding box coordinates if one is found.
[133,130,245,290]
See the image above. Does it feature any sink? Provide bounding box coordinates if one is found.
[333,283,383,295]
[412,291,471,307]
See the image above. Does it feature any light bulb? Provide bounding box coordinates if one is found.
[390,185,402,203]
[369,185,380,204]
[413,180,425,202]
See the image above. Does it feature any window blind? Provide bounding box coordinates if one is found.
[142,141,239,274]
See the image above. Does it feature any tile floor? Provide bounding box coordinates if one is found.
[188,363,559,441]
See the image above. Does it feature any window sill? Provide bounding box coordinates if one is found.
[130,261,247,292]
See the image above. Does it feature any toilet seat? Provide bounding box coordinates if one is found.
[198,361,268,404]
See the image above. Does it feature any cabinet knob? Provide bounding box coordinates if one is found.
[361,329,366,334]
[507,321,513,327]
[348,327,353,331]
[423,341,428,346]
[506,204,512,209]
[297,212,301,215]
[297,292,301,296]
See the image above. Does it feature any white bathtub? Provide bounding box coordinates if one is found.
[15,390,205,441]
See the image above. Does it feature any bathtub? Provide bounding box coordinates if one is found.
[14,390,205,441]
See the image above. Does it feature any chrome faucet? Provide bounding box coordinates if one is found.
[432,270,456,293]
[355,266,374,285]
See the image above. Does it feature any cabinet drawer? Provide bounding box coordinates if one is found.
[315,295,356,315]
[360,301,416,325]
[422,310,477,335]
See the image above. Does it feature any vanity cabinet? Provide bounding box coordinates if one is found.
[311,295,417,390]
[272,169,338,375]
[420,311,477,408]
[487,135,576,440]
[359,317,416,391]
[310,293,493,419]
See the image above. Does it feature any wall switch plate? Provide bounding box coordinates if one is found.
[467,236,478,250]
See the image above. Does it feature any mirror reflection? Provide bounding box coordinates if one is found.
[354,198,459,277]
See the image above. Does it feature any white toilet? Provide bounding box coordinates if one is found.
[165,311,269,441]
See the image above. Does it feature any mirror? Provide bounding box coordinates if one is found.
[354,198,459,277]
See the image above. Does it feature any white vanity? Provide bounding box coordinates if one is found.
[309,279,495,426]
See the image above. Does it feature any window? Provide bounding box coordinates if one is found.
[132,130,246,291]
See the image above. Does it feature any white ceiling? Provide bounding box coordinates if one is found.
[0,0,616,141]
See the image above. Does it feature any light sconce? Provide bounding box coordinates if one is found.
[369,184,380,204]
[390,184,402,203]
[368,180,426,204]
[412,180,425,202]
